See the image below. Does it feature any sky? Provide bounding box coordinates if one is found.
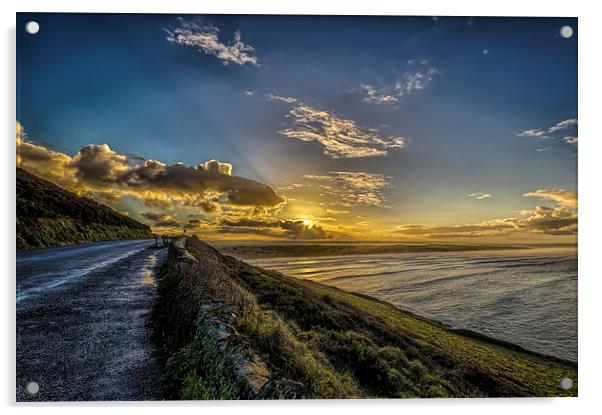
[16,13,578,243]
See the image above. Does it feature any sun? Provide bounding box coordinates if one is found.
[302,218,314,227]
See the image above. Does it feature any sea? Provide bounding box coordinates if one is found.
[248,247,577,361]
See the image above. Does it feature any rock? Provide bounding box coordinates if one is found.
[236,360,270,394]
[256,378,307,399]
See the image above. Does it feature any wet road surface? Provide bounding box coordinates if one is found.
[16,240,168,401]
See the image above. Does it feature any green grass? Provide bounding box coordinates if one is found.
[16,168,152,249]
[154,236,577,399]
[164,313,241,400]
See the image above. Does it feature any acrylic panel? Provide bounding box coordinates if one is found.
[16,13,578,401]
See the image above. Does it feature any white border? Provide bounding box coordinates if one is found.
[2,1,601,414]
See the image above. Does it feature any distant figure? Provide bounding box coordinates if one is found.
[161,235,169,247]
[153,234,159,248]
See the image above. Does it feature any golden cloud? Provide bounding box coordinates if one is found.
[395,188,577,238]
[280,104,406,159]
[302,171,392,207]
[16,123,286,216]
[219,217,329,239]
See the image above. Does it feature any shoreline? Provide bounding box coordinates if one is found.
[220,243,533,260]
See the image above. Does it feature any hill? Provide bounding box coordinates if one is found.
[153,236,577,399]
[16,167,152,249]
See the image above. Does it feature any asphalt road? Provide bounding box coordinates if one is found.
[16,240,168,401]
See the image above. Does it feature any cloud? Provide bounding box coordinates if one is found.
[394,188,577,238]
[279,219,327,239]
[71,144,131,186]
[16,122,79,188]
[280,104,406,158]
[141,212,181,228]
[165,18,259,66]
[303,171,391,207]
[395,68,440,95]
[141,212,170,221]
[523,188,577,208]
[183,196,221,213]
[518,118,577,140]
[468,192,492,200]
[17,125,285,215]
[548,118,578,133]
[325,208,350,215]
[359,66,440,105]
[563,136,578,145]
[220,218,328,239]
[394,220,516,237]
[518,129,549,139]
[70,146,283,207]
[519,205,577,235]
[199,159,233,175]
[265,93,297,103]
[359,84,398,105]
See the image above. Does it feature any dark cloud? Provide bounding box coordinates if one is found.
[141,212,170,222]
[521,205,577,235]
[183,196,221,213]
[70,144,129,185]
[141,212,181,228]
[279,219,327,239]
[154,220,181,228]
[109,158,284,207]
[19,138,286,210]
[220,218,329,239]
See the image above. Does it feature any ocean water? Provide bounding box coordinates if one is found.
[248,248,577,361]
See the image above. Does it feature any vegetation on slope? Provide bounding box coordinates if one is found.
[16,167,152,249]
[154,236,577,399]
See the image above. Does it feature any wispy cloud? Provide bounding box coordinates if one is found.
[548,118,577,133]
[359,63,440,105]
[563,136,578,145]
[165,18,259,66]
[302,171,392,207]
[518,118,577,140]
[517,129,549,139]
[280,104,406,158]
[468,192,492,200]
[359,84,398,105]
[265,93,297,103]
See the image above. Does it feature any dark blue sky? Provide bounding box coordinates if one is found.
[17,13,577,237]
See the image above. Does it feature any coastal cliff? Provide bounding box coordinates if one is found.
[153,236,577,399]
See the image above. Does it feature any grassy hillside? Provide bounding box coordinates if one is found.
[16,167,153,249]
[153,236,577,399]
